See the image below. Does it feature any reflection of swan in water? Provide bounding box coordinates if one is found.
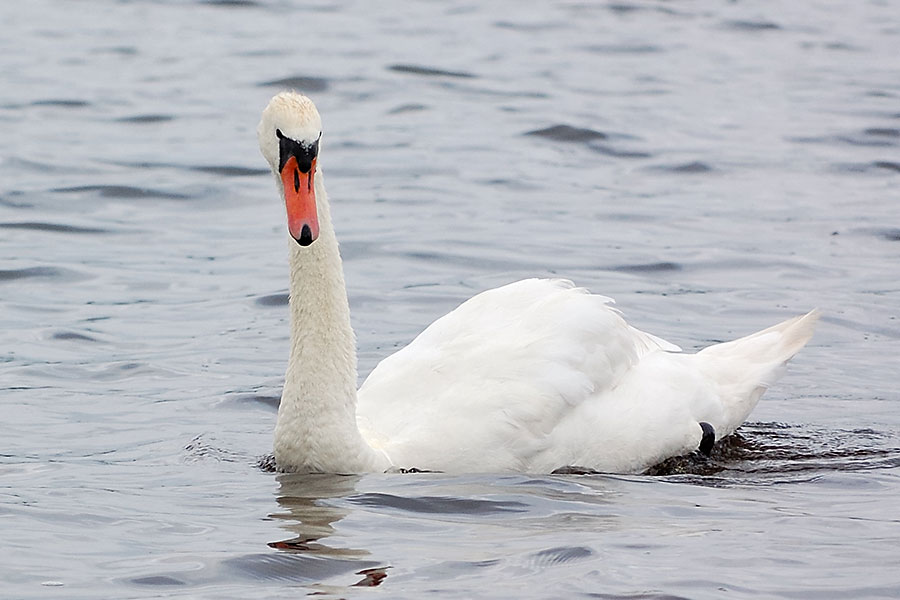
[208,474,388,591]
[266,474,390,590]
[269,473,368,559]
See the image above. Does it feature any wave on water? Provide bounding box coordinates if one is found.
[644,421,900,480]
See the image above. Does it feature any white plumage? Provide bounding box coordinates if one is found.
[258,92,819,475]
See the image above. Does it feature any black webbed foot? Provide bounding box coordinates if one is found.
[698,422,716,457]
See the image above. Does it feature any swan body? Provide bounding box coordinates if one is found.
[258,92,819,474]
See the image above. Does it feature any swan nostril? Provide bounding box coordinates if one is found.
[297,224,314,246]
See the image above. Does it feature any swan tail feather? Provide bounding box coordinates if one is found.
[696,309,820,434]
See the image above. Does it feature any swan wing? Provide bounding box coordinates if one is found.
[356,279,678,472]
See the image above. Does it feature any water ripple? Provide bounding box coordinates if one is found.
[52,184,189,200]
[529,545,594,567]
[526,124,608,143]
[115,114,175,124]
[347,493,528,515]
[388,64,476,79]
[258,76,329,92]
[0,222,110,234]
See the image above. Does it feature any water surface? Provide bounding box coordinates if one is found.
[2,1,899,598]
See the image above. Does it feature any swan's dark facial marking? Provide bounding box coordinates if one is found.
[276,128,320,175]
[698,422,715,457]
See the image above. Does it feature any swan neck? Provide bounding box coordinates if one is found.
[275,174,382,472]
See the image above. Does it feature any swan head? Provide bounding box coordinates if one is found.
[258,92,323,246]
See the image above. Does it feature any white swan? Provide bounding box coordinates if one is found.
[258,92,819,474]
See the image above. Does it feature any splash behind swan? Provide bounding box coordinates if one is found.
[258,92,818,474]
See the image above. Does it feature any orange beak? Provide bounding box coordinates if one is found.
[280,155,319,246]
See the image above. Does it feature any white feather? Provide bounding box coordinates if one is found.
[258,92,819,474]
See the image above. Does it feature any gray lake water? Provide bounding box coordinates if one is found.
[2,1,900,598]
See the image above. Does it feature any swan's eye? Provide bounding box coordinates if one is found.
[276,129,283,139]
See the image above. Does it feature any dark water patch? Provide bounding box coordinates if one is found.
[388,103,428,114]
[225,392,280,410]
[836,134,898,147]
[873,160,900,173]
[590,144,653,159]
[0,193,33,208]
[104,160,266,177]
[526,124,608,143]
[202,0,260,6]
[347,493,527,515]
[834,161,900,174]
[184,435,243,464]
[93,45,138,56]
[822,41,861,51]
[131,575,185,586]
[602,212,658,223]
[53,185,190,200]
[0,266,91,284]
[819,313,900,339]
[223,553,377,583]
[435,559,501,573]
[830,162,869,174]
[53,331,100,342]
[530,546,594,568]
[0,222,109,234]
[0,156,66,173]
[476,177,532,190]
[724,20,781,31]
[791,130,899,148]
[388,64,476,79]
[439,83,548,99]
[611,262,682,274]
[606,2,642,14]
[645,422,900,478]
[552,465,602,475]
[587,594,691,600]
[863,127,900,138]
[650,161,715,174]
[191,165,269,177]
[256,292,289,306]
[605,3,680,16]
[585,44,662,54]
[116,114,175,124]
[258,76,329,92]
[788,134,828,145]
[837,136,892,147]
[31,99,90,108]
[0,266,64,282]
[494,20,565,32]
[848,227,900,242]
[404,250,531,272]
